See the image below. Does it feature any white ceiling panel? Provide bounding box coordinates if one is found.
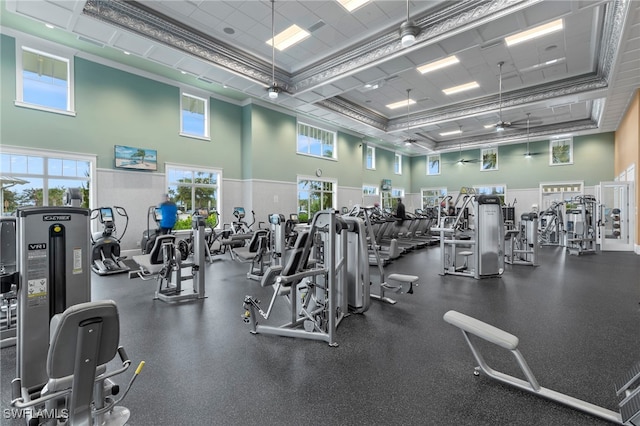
[72,15,117,44]
[112,32,154,56]
[16,0,73,28]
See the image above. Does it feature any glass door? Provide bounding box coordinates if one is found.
[597,181,634,251]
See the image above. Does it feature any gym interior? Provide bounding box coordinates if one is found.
[1,1,640,425]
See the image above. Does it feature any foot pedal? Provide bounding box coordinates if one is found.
[616,361,640,395]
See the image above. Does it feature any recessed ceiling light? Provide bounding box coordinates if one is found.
[440,129,462,136]
[442,81,479,95]
[519,57,566,73]
[505,19,564,47]
[417,55,459,74]
[123,51,131,55]
[484,124,495,129]
[386,98,416,110]
[266,24,310,51]
[223,27,235,35]
[336,0,371,12]
[45,23,55,29]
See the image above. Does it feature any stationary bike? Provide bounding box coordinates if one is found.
[91,206,130,275]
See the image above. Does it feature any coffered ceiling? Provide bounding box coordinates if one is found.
[3,0,640,155]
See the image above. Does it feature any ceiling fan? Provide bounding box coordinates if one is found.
[490,62,542,131]
[447,140,480,164]
[523,113,544,157]
[401,89,431,151]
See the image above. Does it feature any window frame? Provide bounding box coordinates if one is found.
[421,187,447,209]
[297,175,337,222]
[427,154,441,175]
[179,91,210,140]
[0,146,96,214]
[165,163,222,227]
[15,41,76,117]
[394,153,402,175]
[296,122,338,160]
[473,184,507,205]
[362,184,379,195]
[365,145,376,170]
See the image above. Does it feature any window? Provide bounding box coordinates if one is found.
[362,185,378,195]
[297,178,336,222]
[1,149,94,215]
[365,145,376,169]
[297,122,336,159]
[549,138,573,165]
[427,154,440,175]
[16,46,74,115]
[474,185,506,205]
[391,188,405,198]
[180,93,209,139]
[394,153,402,174]
[422,188,447,209]
[166,165,221,229]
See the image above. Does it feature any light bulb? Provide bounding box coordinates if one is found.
[268,86,278,99]
[401,33,416,48]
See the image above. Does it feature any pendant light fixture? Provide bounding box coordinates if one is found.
[400,0,419,48]
[524,113,532,158]
[404,89,414,146]
[267,0,279,99]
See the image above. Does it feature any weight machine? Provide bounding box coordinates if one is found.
[505,212,539,266]
[0,217,17,348]
[432,194,505,279]
[242,209,369,346]
[131,214,207,303]
[565,195,597,255]
[12,206,141,425]
[538,201,564,246]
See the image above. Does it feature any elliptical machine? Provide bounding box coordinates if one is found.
[140,206,162,255]
[90,206,130,275]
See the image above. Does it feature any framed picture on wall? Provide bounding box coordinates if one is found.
[114,145,158,171]
[427,154,440,175]
[550,138,573,165]
[481,147,498,171]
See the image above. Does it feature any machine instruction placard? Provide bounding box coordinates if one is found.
[27,246,48,306]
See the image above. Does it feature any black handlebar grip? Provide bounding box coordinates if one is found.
[11,378,21,404]
[117,346,130,363]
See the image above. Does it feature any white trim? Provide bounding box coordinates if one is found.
[394,152,402,175]
[180,91,210,139]
[15,42,75,114]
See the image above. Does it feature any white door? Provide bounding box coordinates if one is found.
[597,181,635,251]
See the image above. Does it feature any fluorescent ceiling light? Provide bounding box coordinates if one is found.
[266,24,310,51]
[505,19,564,47]
[440,130,462,136]
[519,57,566,73]
[484,124,495,129]
[442,81,479,95]
[417,55,459,74]
[336,0,371,12]
[386,99,416,110]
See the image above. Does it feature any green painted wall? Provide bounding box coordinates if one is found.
[410,133,615,192]
[1,33,616,194]
[248,105,365,187]
[1,34,243,178]
[361,141,412,192]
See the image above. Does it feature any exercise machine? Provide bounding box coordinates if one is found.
[358,205,418,304]
[90,206,130,275]
[538,201,564,246]
[504,212,539,266]
[433,194,505,279]
[1,217,17,348]
[131,213,207,303]
[243,209,369,346]
[140,206,162,255]
[443,310,640,425]
[565,195,597,255]
[13,206,142,425]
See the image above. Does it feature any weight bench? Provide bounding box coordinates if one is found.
[443,310,640,424]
